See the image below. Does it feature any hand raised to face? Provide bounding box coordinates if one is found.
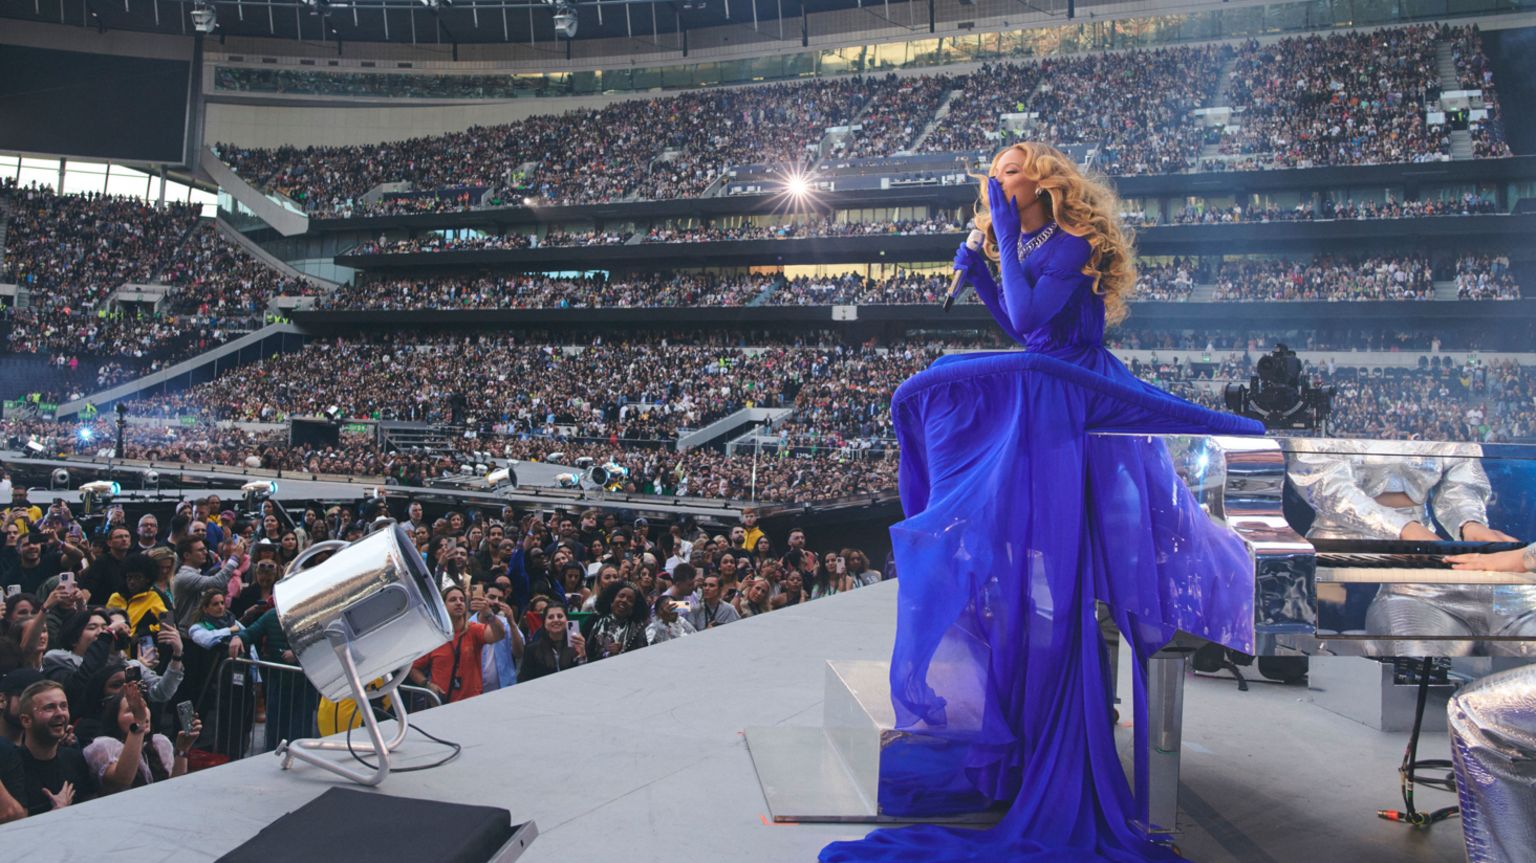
[986,176,1023,256]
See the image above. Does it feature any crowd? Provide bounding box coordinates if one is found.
[317,250,1522,311]
[1454,254,1520,300]
[1028,45,1231,177]
[1171,193,1501,224]
[0,484,890,819]
[326,272,774,311]
[1211,255,1436,302]
[1214,25,1511,169]
[0,182,314,360]
[1448,25,1512,159]
[638,215,961,244]
[208,25,1509,215]
[835,74,959,159]
[214,67,547,100]
[215,75,894,216]
[1128,351,1536,442]
[118,335,808,443]
[1133,260,1199,302]
[350,233,535,255]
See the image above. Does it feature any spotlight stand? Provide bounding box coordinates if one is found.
[276,625,416,787]
[115,403,128,460]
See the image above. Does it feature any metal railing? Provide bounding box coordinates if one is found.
[205,655,441,762]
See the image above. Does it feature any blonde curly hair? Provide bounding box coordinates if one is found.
[973,142,1137,326]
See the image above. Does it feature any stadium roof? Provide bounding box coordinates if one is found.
[0,0,1029,47]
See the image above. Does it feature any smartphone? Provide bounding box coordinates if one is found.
[176,700,197,733]
[139,635,156,657]
[123,665,142,683]
[59,571,74,586]
[4,585,18,598]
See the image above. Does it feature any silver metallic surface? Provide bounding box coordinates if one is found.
[274,524,451,702]
[1163,434,1316,653]
[1288,439,1492,540]
[1142,653,1187,837]
[1449,663,1536,863]
[1364,583,1536,657]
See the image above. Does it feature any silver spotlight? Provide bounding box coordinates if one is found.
[190,2,218,32]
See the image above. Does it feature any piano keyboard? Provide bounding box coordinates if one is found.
[1316,567,1536,585]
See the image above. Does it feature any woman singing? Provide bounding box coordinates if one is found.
[822,143,1263,862]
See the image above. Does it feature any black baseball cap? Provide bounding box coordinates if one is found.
[0,668,45,695]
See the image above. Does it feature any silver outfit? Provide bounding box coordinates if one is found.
[1448,662,1536,863]
[1288,440,1492,541]
[1291,441,1536,656]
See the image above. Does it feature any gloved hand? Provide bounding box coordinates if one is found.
[951,240,992,288]
[986,176,1022,263]
[986,175,1033,305]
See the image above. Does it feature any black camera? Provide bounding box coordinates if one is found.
[1225,344,1333,431]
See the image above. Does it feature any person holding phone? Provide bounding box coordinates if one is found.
[519,604,585,681]
[5,531,82,598]
[408,585,505,704]
[83,682,199,792]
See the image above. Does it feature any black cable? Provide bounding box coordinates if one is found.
[1377,658,1459,827]
[342,690,462,774]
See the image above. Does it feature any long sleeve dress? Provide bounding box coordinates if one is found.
[822,225,1264,863]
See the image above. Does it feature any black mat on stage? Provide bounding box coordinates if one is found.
[217,787,515,863]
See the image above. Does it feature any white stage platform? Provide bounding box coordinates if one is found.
[2,582,1468,862]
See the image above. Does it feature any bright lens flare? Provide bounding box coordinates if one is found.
[785,174,810,197]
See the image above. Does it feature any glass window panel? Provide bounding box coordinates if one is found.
[907,38,941,68]
[1400,0,1449,17]
[62,168,107,196]
[870,41,905,71]
[1218,5,1267,36]
[661,63,693,89]
[693,63,720,87]
[785,51,815,78]
[631,66,661,90]
[20,157,59,170]
[1265,2,1311,32]
[946,34,985,64]
[999,28,1029,58]
[105,169,151,200]
[16,166,57,191]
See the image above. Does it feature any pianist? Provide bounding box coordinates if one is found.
[1290,441,1536,654]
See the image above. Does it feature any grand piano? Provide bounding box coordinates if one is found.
[1131,433,1536,842]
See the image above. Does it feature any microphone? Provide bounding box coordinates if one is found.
[944,228,986,312]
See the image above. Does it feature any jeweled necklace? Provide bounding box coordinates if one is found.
[1017,221,1058,264]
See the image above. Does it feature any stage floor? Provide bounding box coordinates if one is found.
[3,581,1467,862]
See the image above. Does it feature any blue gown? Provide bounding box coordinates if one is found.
[821,226,1265,862]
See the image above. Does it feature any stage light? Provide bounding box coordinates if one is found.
[784,173,810,198]
[274,525,453,785]
[77,427,94,443]
[242,480,278,507]
[79,480,120,497]
[552,1,577,38]
[190,1,218,32]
